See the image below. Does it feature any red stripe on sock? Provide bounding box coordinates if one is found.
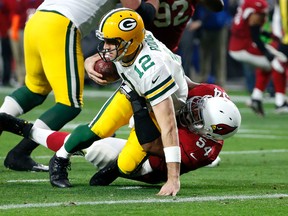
[46,131,70,152]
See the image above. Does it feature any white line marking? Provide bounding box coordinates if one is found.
[220,149,288,155]
[7,179,48,183]
[0,194,287,210]
[236,134,288,139]
[118,186,144,190]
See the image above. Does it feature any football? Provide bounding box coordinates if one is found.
[94,59,120,82]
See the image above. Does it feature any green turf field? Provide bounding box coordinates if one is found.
[0,85,287,216]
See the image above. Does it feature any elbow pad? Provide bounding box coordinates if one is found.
[136,1,156,24]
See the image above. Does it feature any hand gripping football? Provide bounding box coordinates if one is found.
[94,59,120,82]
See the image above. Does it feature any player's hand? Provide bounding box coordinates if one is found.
[84,53,108,85]
[157,178,180,196]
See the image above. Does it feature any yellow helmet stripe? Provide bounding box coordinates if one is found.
[98,7,134,32]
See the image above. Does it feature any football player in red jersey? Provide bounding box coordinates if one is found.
[228,0,288,116]
[145,0,224,53]
[86,83,240,185]
[0,83,241,187]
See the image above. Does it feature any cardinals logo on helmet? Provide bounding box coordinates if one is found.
[211,124,238,136]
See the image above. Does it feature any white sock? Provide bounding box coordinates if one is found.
[275,92,286,107]
[0,96,23,116]
[30,127,54,148]
[33,119,51,129]
[251,88,263,100]
[56,145,71,159]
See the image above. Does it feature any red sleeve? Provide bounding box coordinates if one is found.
[148,126,223,176]
[178,127,223,174]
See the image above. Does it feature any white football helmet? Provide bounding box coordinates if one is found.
[178,96,241,141]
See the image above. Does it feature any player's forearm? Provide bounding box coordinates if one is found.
[121,0,159,24]
[161,120,181,183]
[166,162,181,181]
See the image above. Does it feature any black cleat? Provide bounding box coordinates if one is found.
[49,154,72,188]
[248,99,265,117]
[89,160,119,186]
[4,149,49,172]
[0,113,33,138]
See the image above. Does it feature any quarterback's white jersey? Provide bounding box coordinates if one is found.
[37,0,118,37]
[115,31,188,113]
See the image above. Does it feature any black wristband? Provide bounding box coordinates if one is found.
[136,1,156,24]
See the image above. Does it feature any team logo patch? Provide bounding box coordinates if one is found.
[211,124,237,135]
[119,18,137,31]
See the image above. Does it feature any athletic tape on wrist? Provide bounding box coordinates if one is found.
[163,146,181,163]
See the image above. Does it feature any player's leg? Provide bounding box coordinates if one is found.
[0,11,51,171]
[270,37,288,113]
[272,68,288,113]
[85,137,165,185]
[249,68,271,116]
[89,89,161,186]
[85,137,126,169]
[89,128,149,186]
[3,11,84,172]
[50,90,132,188]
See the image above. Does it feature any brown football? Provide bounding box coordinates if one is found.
[94,59,120,82]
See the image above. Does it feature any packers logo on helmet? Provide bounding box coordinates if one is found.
[119,18,137,31]
[96,8,145,62]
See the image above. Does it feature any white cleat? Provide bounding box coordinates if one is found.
[206,156,221,168]
[275,102,288,114]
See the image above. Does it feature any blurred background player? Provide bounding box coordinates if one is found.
[144,0,224,53]
[194,0,231,87]
[0,0,12,87]
[228,0,288,116]
[0,0,160,172]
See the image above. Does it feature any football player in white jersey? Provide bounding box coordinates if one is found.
[47,8,188,196]
[0,0,159,172]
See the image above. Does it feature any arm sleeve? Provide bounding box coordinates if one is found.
[250,25,274,61]
[136,1,157,24]
[131,98,161,145]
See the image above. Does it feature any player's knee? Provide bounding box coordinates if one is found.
[118,156,137,175]
[118,150,146,175]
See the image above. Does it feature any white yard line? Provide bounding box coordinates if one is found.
[0,194,287,210]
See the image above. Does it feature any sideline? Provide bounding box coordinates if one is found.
[0,193,287,210]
